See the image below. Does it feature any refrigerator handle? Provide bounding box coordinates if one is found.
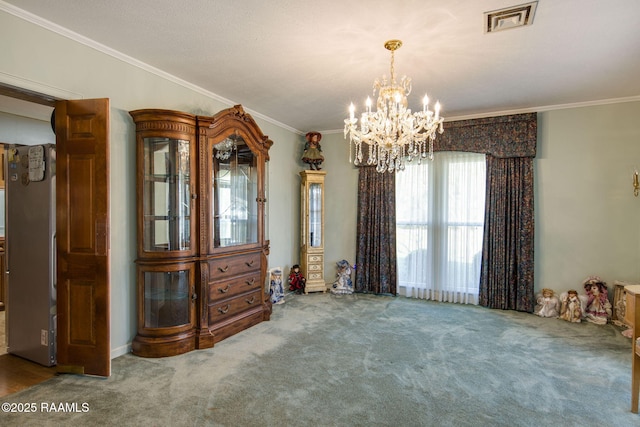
[52,233,57,299]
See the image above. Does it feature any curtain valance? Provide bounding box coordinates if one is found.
[436,113,537,158]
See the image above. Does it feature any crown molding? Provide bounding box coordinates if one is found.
[322,95,640,134]
[0,1,302,135]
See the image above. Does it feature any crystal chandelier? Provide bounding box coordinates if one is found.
[344,40,445,173]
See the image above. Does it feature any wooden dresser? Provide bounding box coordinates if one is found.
[204,250,265,345]
[624,284,640,413]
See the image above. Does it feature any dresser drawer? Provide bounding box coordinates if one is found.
[308,254,323,263]
[208,272,261,302]
[307,263,322,272]
[209,252,261,280]
[308,272,323,281]
[208,289,263,321]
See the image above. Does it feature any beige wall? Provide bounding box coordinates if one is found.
[270,131,359,289]
[315,133,359,282]
[2,8,640,359]
[535,102,640,296]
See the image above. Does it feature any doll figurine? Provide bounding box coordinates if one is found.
[559,290,583,323]
[582,276,611,325]
[534,288,560,318]
[330,260,354,295]
[288,264,306,294]
[301,131,324,170]
[269,268,285,305]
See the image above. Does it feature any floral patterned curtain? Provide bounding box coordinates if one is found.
[479,156,535,311]
[436,113,537,158]
[437,113,537,312]
[355,166,397,295]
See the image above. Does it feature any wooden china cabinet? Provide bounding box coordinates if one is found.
[130,105,273,357]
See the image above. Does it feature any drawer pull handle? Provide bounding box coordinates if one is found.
[246,296,256,304]
[218,265,229,273]
[218,284,231,293]
[245,260,255,267]
[217,305,230,314]
[245,278,255,286]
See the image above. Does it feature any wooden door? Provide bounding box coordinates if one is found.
[55,98,110,377]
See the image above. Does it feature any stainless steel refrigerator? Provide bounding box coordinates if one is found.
[6,144,56,366]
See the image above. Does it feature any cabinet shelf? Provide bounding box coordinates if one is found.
[143,215,190,221]
[144,173,190,182]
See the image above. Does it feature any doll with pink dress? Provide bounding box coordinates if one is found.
[582,275,611,325]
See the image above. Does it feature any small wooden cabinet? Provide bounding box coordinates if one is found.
[130,106,273,357]
[300,170,326,293]
[625,284,640,413]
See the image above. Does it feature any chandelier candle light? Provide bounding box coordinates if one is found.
[344,40,445,173]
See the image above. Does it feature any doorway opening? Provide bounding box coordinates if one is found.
[0,83,111,379]
[0,83,57,395]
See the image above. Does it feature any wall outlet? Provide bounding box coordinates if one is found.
[41,329,48,346]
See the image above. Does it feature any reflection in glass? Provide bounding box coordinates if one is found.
[142,137,191,251]
[213,136,258,247]
[309,183,322,247]
[144,270,190,328]
[0,189,4,237]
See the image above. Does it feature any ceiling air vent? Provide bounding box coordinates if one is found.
[484,1,538,33]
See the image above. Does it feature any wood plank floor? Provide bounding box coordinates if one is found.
[0,313,57,397]
[0,354,57,398]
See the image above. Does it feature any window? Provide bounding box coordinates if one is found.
[396,151,486,304]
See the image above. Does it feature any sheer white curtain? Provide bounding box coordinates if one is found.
[396,151,486,304]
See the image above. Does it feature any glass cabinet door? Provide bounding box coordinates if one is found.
[211,135,258,248]
[143,269,191,328]
[300,170,326,293]
[142,137,191,252]
[309,183,322,247]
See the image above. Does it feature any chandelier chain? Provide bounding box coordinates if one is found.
[390,49,395,85]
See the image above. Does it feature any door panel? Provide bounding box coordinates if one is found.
[55,98,110,377]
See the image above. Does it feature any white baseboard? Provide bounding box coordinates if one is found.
[111,343,132,360]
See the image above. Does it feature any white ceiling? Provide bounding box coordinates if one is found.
[2,0,640,133]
